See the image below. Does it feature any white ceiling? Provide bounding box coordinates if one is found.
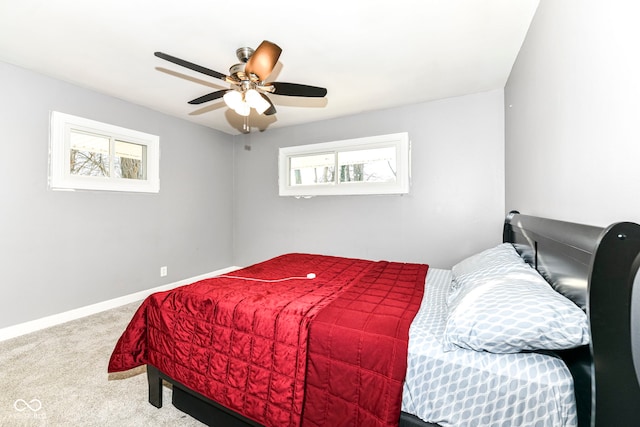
[0,0,539,135]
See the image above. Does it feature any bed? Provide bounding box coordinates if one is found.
[108,212,640,426]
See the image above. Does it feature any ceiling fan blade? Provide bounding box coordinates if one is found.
[154,52,228,81]
[260,93,277,116]
[188,90,229,105]
[270,82,327,98]
[244,40,282,81]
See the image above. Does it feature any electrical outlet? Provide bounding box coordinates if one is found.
[160,266,167,277]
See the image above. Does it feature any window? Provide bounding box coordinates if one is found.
[279,132,410,196]
[49,111,159,193]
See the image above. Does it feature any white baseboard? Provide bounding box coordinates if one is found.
[0,266,241,342]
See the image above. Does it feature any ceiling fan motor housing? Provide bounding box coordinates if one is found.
[229,63,246,80]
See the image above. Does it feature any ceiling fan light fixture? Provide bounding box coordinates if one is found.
[253,98,271,115]
[223,90,243,110]
[245,89,271,115]
[235,101,251,117]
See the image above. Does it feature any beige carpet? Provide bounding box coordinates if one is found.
[0,302,205,426]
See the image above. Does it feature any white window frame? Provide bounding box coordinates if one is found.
[279,132,410,197]
[49,111,159,193]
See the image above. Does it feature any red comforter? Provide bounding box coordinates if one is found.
[108,253,427,427]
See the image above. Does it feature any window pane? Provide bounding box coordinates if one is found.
[51,111,160,193]
[289,153,335,186]
[114,140,146,180]
[69,130,110,177]
[337,146,396,183]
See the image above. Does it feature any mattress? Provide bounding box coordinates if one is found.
[402,268,578,427]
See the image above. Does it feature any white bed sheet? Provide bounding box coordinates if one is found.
[402,268,578,427]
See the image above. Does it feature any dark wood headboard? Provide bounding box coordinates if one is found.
[503,211,640,427]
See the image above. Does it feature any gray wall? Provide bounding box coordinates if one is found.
[505,0,640,226]
[233,90,506,269]
[0,61,234,328]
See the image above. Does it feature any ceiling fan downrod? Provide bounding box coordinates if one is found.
[235,47,254,63]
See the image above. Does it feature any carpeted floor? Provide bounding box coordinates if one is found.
[0,302,205,426]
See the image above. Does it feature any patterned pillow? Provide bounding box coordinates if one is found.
[443,265,590,353]
[451,243,525,279]
[448,243,529,304]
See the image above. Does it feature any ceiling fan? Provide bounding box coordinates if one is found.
[154,40,327,118]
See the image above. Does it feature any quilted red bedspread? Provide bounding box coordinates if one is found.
[108,253,427,427]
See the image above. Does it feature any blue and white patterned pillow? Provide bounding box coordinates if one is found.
[444,247,590,353]
[451,243,526,279]
[448,243,530,304]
